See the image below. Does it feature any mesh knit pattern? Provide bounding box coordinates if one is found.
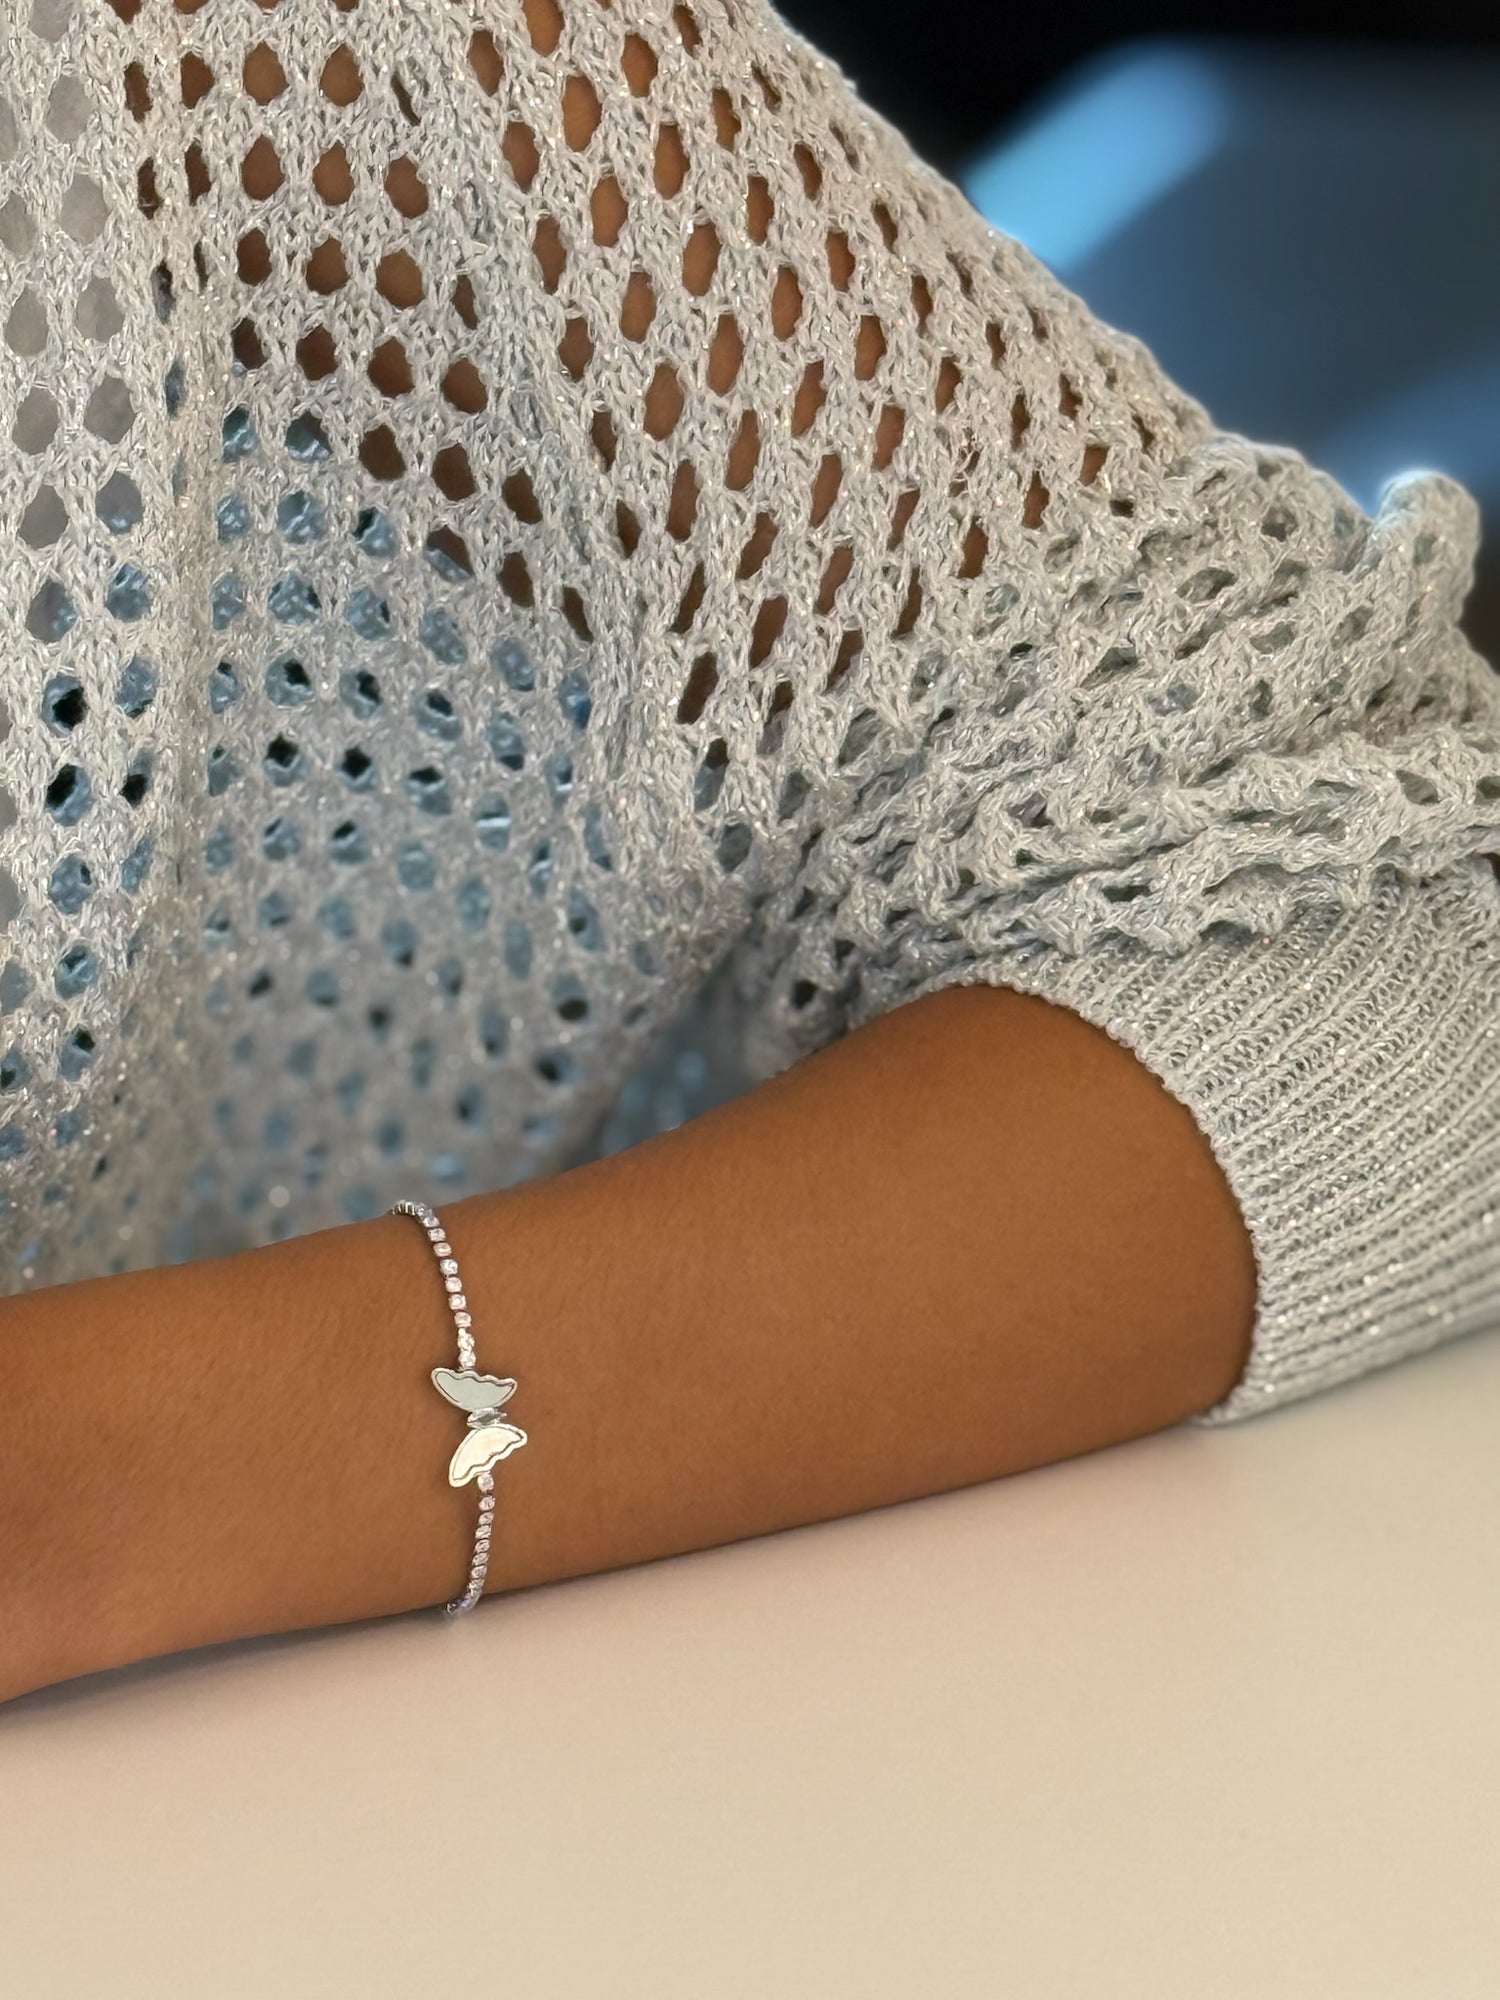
[0,0,1496,1422]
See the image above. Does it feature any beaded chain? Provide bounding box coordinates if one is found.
[389,1199,528,1617]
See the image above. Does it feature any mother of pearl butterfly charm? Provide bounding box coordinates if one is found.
[431,1365,529,1486]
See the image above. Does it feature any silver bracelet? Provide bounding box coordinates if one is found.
[389,1198,528,1617]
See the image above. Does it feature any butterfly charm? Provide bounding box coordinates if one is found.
[431,1366,528,1487]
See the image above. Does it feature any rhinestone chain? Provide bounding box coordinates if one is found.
[389,1198,501,1616]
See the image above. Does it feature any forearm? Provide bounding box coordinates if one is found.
[0,983,1254,1703]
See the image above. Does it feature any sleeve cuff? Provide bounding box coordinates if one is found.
[872,860,1500,1426]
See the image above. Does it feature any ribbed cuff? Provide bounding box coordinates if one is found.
[884,861,1500,1426]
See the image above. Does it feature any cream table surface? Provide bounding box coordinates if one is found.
[3,1323,1498,1998]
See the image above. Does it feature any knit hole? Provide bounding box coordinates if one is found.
[1023,472,1050,528]
[620,269,656,338]
[771,265,802,338]
[241,135,283,200]
[97,471,143,533]
[441,358,486,413]
[746,174,772,242]
[707,312,743,393]
[524,0,562,54]
[854,315,885,381]
[749,595,787,667]
[426,526,472,579]
[60,174,106,245]
[725,409,758,489]
[468,29,502,94]
[28,577,77,644]
[827,627,864,691]
[758,677,794,755]
[120,63,151,123]
[368,337,413,398]
[377,250,423,308]
[386,157,429,218]
[623,34,658,95]
[232,318,266,370]
[4,289,46,357]
[359,425,405,480]
[50,852,94,916]
[672,564,706,634]
[737,512,776,578]
[677,652,717,724]
[20,484,67,549]
[816,546,852,615]
[791,362,824,437]
[242,42,284,107]
[751,64,781,111]
[340,667,382,719]
[305,238,348,295]
[533,215,566,291]
[41,675,86,734]
[391,72,419,126]
[872,402,903,470]
[499,552,534,608]
[19,383,64,449]
[235,230,271,287]
[712,89,740,148]
[644,363,684,439]
[591,173,627,244]
[432,444,472,500]
[654,125,689,197]
[667,461,698,541]
[562,74,601,149]
[590,407,617,468]
[45,763,91,825]
[503,123,539,189]
[694,737,727,811]
[319,45,362,105]
[561,588,593,642]
[502,469,542,523]
[683,221,719,295]
[810,453,842,527]
[314,144,353,205]
[553,974,590,1025]
[559,316,593,380]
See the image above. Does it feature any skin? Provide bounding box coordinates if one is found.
[0,981,1256,1705]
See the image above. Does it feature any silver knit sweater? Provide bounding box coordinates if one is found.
[0,0,1496,1425]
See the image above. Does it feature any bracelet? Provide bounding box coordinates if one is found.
[389,1198,528,1617]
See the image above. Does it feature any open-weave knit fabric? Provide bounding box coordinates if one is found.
[0,0,1497,1422]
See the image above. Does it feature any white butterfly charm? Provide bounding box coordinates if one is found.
[431,1366,528,1487]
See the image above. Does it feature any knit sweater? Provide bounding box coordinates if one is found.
[1,0,1496,1427]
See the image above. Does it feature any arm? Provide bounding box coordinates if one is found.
[0,977,1254,1704]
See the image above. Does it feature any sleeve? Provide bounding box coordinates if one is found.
[728,442,1500,1426]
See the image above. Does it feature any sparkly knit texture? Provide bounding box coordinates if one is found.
[0,0,1497,1425]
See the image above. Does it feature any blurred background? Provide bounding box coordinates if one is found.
[778,6,1500,660]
